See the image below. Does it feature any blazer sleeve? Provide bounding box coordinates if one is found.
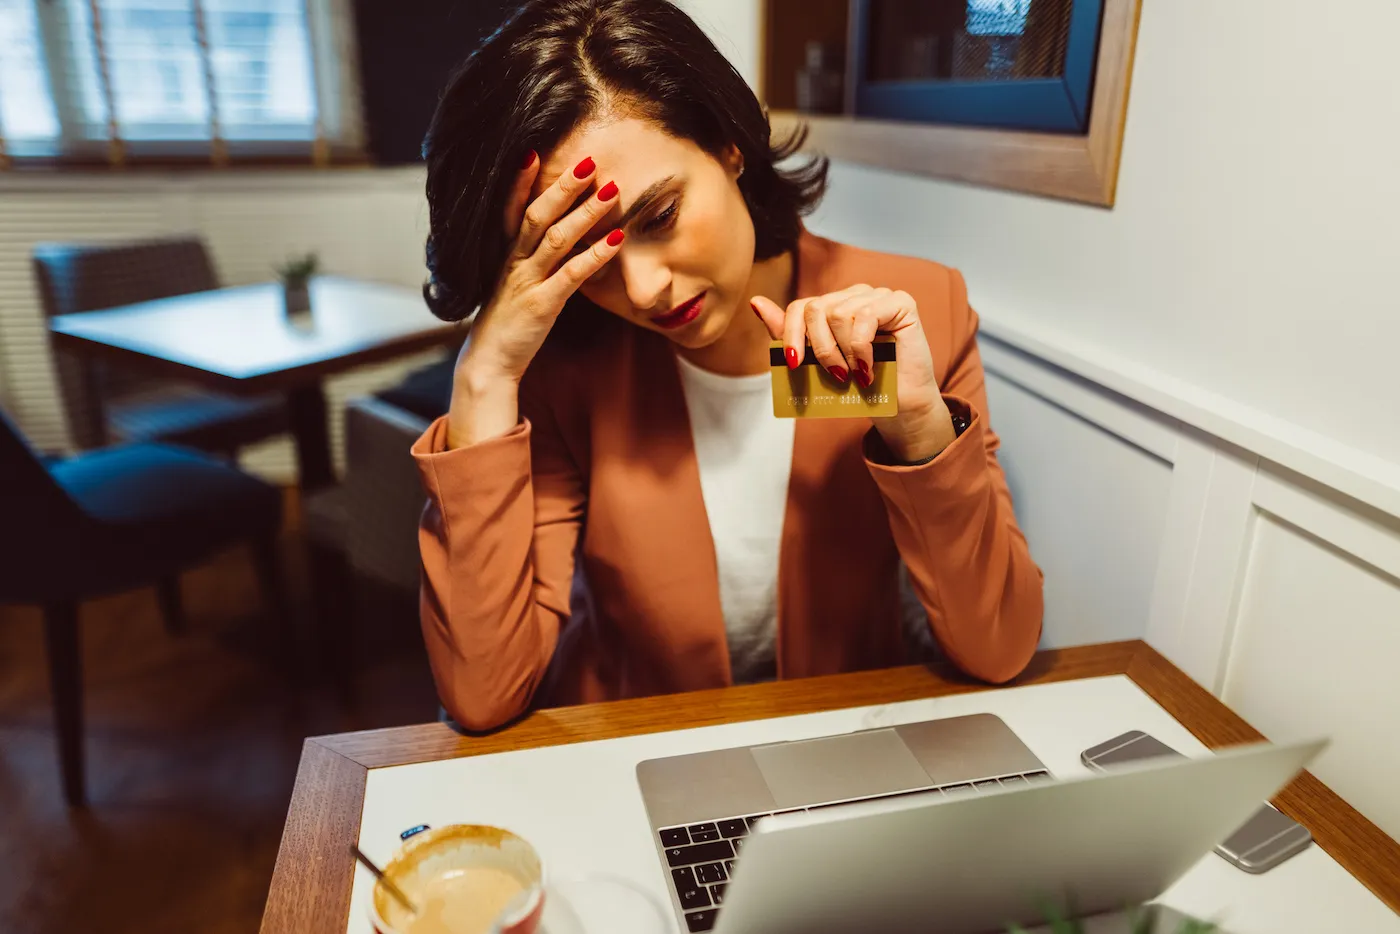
[864,267,1044,683]
[411,382,585,730]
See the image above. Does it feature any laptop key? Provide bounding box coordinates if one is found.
[686,909,718,932]
[666,840,735,867]
[724,859,735,874]
[745,814,770,828]
[678,883,712,911]
[974,779,1001,792]
[718,818,748,838]
[661,827,690,847]
[711,882,728,905]
[696,861,727,884]
[730,836,745,854]
[672,867,698,890]
[687,821,721,843]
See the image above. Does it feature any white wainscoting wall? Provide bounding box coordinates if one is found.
[978,325,1400,843]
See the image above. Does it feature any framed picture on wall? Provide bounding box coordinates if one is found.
[853,0,1103,133]
[762,0,1142,205]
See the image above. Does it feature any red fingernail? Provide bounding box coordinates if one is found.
[521,149,536,170]
[830,366,849,383]
[597,180,619,202]
[573,156,596,179]
[750,301,762,319]
[606,228,625,247]
[857,361,873,389]
[785,347,800,370]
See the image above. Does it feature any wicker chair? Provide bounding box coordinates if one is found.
[33,237,288,455]
[299,396,433,700]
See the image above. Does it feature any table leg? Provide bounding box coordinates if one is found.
[286,383,335,491]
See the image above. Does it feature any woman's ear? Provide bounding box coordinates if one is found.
[722,144,745,181]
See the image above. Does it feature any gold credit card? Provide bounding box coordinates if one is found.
[770,335,898,419]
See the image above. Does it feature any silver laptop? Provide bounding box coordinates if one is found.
[636,713,1052,931]
[636,714,1323,934]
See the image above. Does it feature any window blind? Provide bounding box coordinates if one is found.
[0,0,362,166]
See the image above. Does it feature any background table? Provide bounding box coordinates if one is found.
[49,276,461,490]
[261,642,1400,933]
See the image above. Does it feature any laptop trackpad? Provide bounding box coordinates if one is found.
[752,729,934,808]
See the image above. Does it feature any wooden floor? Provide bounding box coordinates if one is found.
[0,516,440,934]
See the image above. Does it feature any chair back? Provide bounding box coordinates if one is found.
[33,237,221,448]
[0,407,86,599]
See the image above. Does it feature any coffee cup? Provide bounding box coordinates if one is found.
[368,824,546,934]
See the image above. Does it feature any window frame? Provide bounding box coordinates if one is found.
[764,0,1141,206]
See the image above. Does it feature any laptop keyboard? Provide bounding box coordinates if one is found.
[657,769,1052,932]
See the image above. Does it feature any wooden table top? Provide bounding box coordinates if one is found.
[259,641,1400,933]
[49,276,462,393]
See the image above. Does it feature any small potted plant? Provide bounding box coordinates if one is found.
[276,251,319,320]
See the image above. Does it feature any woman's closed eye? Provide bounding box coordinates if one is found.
[568,195,680,273]
[642,200,679,234]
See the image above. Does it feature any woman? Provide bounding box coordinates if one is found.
[414,0,1043,731]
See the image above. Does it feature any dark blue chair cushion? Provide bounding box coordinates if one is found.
[43,443,282,597]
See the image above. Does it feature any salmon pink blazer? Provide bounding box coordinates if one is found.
[412,230,1044,730]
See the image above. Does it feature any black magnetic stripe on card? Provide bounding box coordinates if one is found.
[768,343,897,367]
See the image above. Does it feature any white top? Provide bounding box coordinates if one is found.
[674,353,796,684]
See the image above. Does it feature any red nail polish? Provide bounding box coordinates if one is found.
[521,149,536,170]
[573,156,596,179]
[606,228,625,247]
[830,366,849,383]
[750,301,762,319]
[857,361,873,389]
[785,347,800,370]
[597,180,619,202]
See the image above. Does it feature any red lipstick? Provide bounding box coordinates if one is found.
[652,293,705,330]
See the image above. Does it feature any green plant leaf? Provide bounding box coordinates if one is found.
[1040,899,1083,934]
[1127,904,1156,934]
[274,251,320,281]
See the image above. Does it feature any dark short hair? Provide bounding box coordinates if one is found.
[421,0,828,323]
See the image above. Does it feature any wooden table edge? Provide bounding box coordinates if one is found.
[261,739,369,934]
[50,326,463,396]
[258,640,1400,934]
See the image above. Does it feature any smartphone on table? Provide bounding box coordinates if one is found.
[1081,730,1313,873]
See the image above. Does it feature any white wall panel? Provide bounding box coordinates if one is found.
[1144,435,1259,693]
[975,334,1400,843]
[985,372,1173,649]
[1222,507,1400,839]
